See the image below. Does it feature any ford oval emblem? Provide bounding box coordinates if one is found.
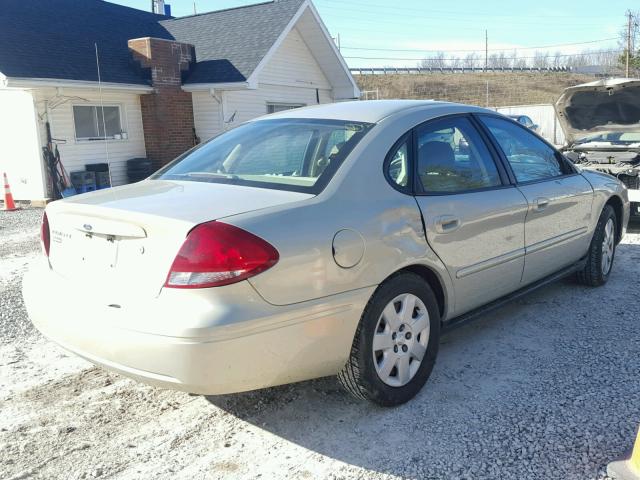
[84,224,93,231]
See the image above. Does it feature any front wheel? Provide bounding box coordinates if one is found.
[577,205,617,286]
[338,273,441,406]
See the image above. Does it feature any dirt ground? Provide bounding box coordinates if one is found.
[1,208,639,480]
[355,72,598,107]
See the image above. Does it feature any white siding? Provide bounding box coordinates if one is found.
[32,87,147,188]
[191,27,335,142]
[192,91,222,142]
[0,89,46,201]
[227,84,330,125]
[260,27,332,90]
[194,85,333,142]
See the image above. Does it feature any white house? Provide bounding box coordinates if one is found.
[0,0,359,203]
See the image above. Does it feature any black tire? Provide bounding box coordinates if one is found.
[338,272,441,406]
[576,204,617,287]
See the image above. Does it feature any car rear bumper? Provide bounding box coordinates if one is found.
[22,259,373,395]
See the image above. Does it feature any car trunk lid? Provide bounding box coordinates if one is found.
[45,180,312,302]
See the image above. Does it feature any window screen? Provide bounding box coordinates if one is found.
[266,103,305,114]
[73,106,122,140]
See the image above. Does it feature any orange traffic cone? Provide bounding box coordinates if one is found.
[3,172,19,211]
[608,426,640,480]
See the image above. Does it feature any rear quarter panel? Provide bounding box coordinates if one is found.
[221,108,474,315]
[580,169,630,239]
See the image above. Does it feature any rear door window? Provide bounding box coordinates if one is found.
[415,116,502,193]
[478,115,566,183]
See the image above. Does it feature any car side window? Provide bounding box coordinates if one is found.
[479,116,565,183]
[386,139,410,188]
[415,116,502,193]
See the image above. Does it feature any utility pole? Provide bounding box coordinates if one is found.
[627,10,633,78]
[485,30,488,72]
[193,2,197,15]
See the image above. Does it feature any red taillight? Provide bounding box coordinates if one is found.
[41,212,50,257]
[165,221,279,289]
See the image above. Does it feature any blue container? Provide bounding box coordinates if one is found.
[96,171,111,189]
[70,171,85,186]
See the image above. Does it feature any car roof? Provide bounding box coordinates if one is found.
[259,100,493,124]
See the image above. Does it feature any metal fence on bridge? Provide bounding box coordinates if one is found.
[351,66,573,75]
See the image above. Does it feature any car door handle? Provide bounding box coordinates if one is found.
[533,197,550,212]
[435,215,460,234]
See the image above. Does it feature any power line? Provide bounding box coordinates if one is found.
[315,0,616,19]
[323,21,614,37]
[313,2,611,28]
[317,10,608,29]
[339,37,620,54]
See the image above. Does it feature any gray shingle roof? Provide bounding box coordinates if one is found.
[161,0,305,84]
[0,0,172,85]
[0,0,306,86]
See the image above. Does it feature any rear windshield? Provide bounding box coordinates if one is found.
[153,118,374,193]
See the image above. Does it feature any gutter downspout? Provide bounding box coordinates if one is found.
[210,88,226,134]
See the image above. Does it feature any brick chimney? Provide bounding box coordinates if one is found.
[129,37,197,169]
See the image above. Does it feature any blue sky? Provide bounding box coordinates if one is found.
[110,0,629,67]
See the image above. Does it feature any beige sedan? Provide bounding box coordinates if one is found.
[23,101,630,406]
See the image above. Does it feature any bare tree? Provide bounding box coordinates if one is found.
[463,52,479,69]
[496,52,511,68]
[618,10,639,52]
[419,52,447,69]
[618,11,640,72]
[552,50,563,68]
[512,50,527,69]
[448,55,462,69]
[565,52,588,68]
[532,51,550,68]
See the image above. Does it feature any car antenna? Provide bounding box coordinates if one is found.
[95,43,113,188]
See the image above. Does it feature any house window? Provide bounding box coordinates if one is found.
[266,103,305,114]
[73,105,122,141]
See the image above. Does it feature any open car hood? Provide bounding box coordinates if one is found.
[555,78,640,145]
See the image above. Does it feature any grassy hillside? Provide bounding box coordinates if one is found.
[355,72,598,107]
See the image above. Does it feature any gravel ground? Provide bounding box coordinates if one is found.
[1,207,639,480]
